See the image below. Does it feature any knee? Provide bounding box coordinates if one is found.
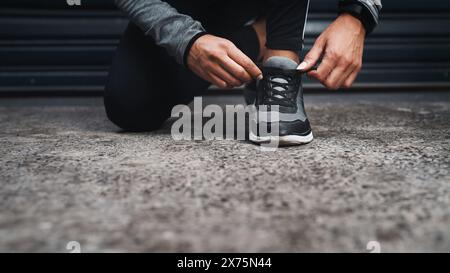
[104,92,169,132]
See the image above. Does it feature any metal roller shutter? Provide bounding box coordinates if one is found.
[0,0,449,93]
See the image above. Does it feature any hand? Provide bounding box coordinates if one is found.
[187,34,262,89]
[298,13,366,90]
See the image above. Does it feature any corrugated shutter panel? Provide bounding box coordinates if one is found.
[0,0,449,93]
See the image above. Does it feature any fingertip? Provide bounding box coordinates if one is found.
[218,81,227,89]
[343,80,353,88]
[297,62,308,71]
[254,67,263,78]
[307,70,317,78]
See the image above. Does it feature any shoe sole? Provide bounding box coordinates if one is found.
[249,131,313,146]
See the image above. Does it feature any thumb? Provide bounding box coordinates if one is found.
[297,38,325,71]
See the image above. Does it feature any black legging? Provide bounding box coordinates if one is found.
[104,0,309,131]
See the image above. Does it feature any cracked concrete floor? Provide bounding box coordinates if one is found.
[0,92,449,252]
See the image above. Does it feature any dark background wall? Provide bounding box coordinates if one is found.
[1,0,449,94]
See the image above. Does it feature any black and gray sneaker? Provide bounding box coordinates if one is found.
[249,56,313,146]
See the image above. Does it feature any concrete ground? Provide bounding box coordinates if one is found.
[0,91,449,252]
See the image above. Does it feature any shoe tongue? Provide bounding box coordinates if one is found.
[264,56,298,70]
[264,57,298,94]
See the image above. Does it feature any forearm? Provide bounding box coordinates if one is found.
[115,0,206,65]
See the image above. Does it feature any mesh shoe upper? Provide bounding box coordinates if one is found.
[257,67,302,114]
[253,60,311,138]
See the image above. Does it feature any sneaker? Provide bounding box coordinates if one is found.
[249,56,313,146]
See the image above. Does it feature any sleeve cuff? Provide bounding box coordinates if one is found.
[338,2,378,34]
[183,31,208,68]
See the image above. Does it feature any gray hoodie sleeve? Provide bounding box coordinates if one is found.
[339,0,382,33]
[115,0,206,65]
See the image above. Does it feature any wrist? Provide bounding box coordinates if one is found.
[338,1,379,34]
[338,13,366,36]
[183,31,208,68]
